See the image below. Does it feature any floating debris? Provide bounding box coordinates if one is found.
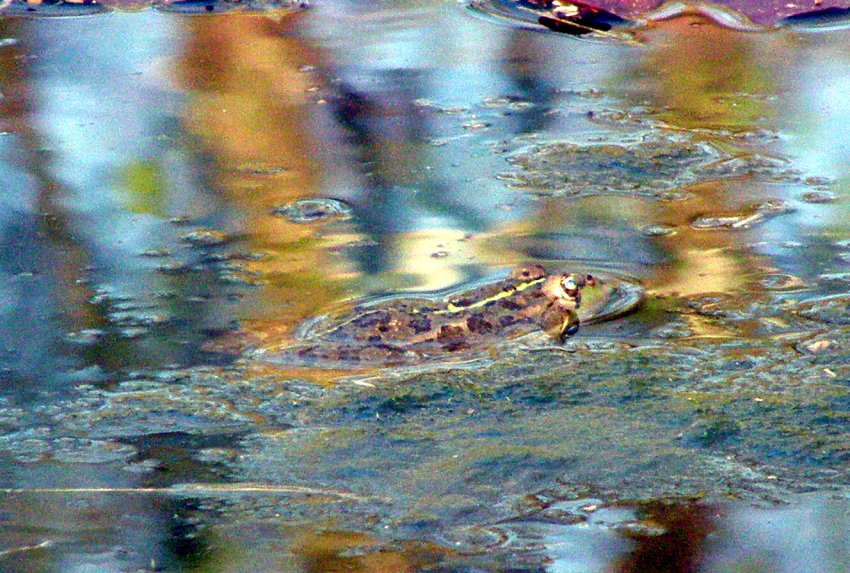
[273,198,353,224]
[794,294,850,325]
[64,329,105,347]
[467,0,634,41]
[758,273,807,292]
[698,153,798,181]
[537,498,604,524]
[640,224,677,237]
[614,520,668,538]
[217,268,265,287]
[690,200,794,230]
[51,439,138,464]
[234,163,290,177]
[193,447,239,464]
[139,248,173,258]
[0,0,109,17]
[500,135,813,200]
[181,229,232,247]
[818,272,850,285]
[469,0,850,36]
[802,339,834,354]
[502,139,740,199]
[0,0,307,15]
[437,525,508,553]
[461,120,492,131]
[156,262,200,276]
[804,175,834,186]
[801,191,836,204]
[649,321,694,339]
[155,0,308,13]
[481,96,534,110]
[168,216,194,226]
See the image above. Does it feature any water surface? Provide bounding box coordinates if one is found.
[0,3,849,572]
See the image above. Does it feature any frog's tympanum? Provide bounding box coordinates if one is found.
[246,264,624,367]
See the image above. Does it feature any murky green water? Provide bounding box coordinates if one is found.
[1,2,850,571]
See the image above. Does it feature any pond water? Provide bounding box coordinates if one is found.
[1,2,850,571]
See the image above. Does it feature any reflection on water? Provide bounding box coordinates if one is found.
[0,2,849,571]
[468,0,850,33]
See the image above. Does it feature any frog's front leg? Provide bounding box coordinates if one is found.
[540,301,581,342]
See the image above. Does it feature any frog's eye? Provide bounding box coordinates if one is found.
[562,276,577,291]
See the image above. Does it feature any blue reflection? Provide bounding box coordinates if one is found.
[0,133,78,390]
[25,13,246,369]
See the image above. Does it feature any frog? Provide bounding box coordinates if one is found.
[234,263,631,368]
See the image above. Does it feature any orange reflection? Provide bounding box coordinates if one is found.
[626,17,787,298]
[292,530,446,573]
[176,13,353,334]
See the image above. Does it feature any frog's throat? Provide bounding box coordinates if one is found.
[438,276,546,314]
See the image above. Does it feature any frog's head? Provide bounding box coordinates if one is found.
[542,273,595,304]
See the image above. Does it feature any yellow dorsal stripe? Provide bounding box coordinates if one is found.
[437,277,545,314]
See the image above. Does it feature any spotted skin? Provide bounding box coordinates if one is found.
[284,264,597,365]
